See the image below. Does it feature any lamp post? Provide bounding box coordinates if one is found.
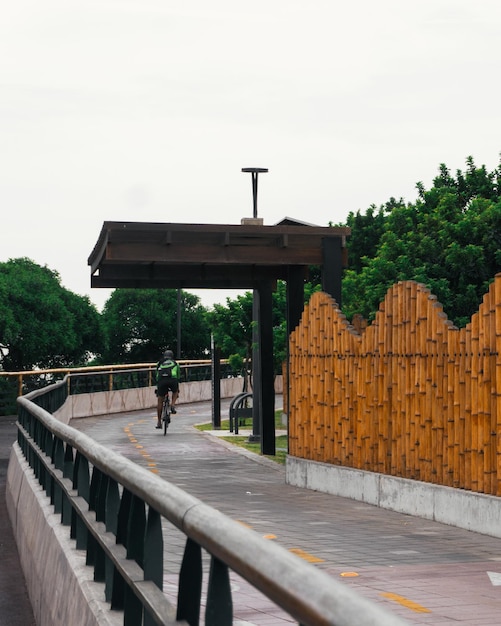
[241,167,269,446]
[241,167,268,218]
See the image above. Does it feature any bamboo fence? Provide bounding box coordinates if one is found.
[288,274,501,496]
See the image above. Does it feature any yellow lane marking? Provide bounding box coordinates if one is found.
[289,548,325,563]
[236,520,253,528]
[233,523,324,562]
[123,418,161,473]
[234,523,321,560]
[380,592,431,614]
[340,572,359,577]
[236,521,277,539]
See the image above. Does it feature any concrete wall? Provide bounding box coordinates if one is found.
[286,456,501,539]
[53,376,266,424]
[6,444,121,626]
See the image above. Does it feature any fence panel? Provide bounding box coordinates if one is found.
[289,274,501,497]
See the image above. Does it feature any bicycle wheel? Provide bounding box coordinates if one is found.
[162,396,170,436]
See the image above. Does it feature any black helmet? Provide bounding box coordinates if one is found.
[164,349,174,358]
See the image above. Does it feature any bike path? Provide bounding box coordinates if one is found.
[72,399,501,626]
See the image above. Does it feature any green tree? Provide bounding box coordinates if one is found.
[99,288,210,363]
[208,280,321,379]
[208,292,254,383]
[342,157,501,327]
[0,258,102,371]
[345,202,389,273]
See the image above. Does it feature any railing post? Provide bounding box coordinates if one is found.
[52,437,64,513]
[86,466,102,568]
[105,478,120,603]
[177,538,202,626]
[73,452,90,548]
[94,471,109,582]
[62,444,74,525]
[124,495,146,625]
[44,426,55,488]
[127,494,146,565]
[32,420,42,482]
[143,507,164,626]
[205,556,232,626]
[112,487,133,611]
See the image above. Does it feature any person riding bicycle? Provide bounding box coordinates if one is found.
[155,349,180,429]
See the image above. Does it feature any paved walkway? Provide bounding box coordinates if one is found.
[70,398,501,626]
[3,399,501,625]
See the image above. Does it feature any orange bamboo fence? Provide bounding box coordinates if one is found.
[288,274,501,497]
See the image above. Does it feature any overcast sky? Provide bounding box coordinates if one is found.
[1,1,500,311]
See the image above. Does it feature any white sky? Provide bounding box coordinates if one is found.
[1,0,500,311]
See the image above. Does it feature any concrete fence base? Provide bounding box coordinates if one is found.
[6,444,120,626]
[286,456,501,539]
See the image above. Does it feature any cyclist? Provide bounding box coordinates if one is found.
[155,349,180,429]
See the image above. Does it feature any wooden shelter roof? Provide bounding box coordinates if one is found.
[88,221,350,290]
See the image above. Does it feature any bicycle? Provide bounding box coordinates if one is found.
[160,392,171,436]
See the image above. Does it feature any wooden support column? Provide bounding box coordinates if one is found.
[322,236,343,308]
[211,338,221,428]
[250,291,261,442]
[257,280,275,456]
[287,266,305,334]
[286,266,305,421]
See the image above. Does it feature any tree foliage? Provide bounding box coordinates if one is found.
[0,258,102,370]
[342,156,501,327]
[208,281,321,377]
[99,288,210,363]
[2,157,498,375]
[344,202,389,273]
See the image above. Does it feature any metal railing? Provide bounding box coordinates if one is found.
[0,361,238,416]
[15,377,408,626]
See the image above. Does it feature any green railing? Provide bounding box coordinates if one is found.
[15,379,408,626]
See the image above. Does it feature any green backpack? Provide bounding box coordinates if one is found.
[158,359,176,379]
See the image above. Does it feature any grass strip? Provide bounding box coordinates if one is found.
[195,411,287,464]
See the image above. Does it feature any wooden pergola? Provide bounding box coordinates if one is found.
[88,219,350,454]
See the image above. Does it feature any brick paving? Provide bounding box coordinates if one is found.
[72,398,501,626]
[3,399,501,625]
